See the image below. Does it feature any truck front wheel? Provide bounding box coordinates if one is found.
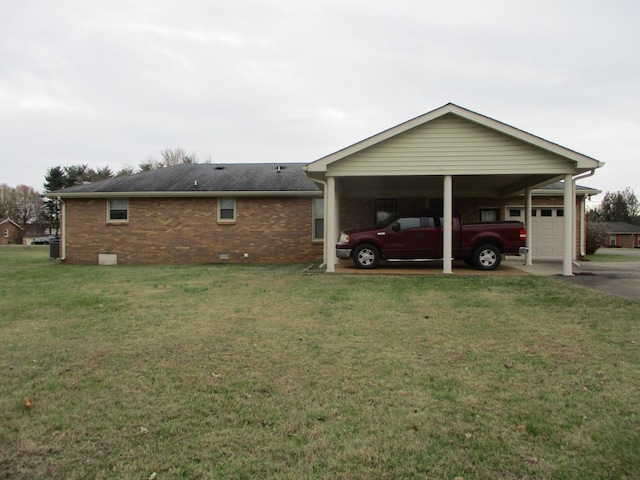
[353,244,380,269]
[473,244,502,270]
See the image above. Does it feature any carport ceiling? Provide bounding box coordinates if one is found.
[338,173,561,198]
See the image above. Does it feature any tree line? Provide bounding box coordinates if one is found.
[586,187,639,225]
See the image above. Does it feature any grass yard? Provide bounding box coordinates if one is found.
[1,246,639,479]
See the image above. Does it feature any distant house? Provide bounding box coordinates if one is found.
[600,222,640,248]
[0,218,24,245]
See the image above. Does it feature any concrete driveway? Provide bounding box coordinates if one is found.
[560,258,640,301]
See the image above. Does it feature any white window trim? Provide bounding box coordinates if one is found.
[107,199,129,223]
[312,197,324,241]
[3,228,8,237]
[218,198,236,223]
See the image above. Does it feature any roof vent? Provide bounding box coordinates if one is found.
[215,166,225,170]
[276,165,284,173]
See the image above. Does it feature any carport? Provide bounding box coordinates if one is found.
[304,103,604,276]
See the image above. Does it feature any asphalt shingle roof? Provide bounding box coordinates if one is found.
[52,163,320,195]
[600,222,640,234]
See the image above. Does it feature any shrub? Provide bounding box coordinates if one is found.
[586,222,608,254]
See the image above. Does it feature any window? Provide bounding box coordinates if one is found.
[609,235,617,247]
[312,198,324,241]
[375,198,397,225]
[480,209,499,222]
[397,217,421,230]
[3,228,8,238]
[540,209,552,217]
[218,198,236,222]
[509,209,521,217]
[557,209,564,217]
[108,199,128,222]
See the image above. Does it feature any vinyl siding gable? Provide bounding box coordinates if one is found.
[327,114,575,176]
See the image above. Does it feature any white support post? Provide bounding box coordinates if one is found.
[579,195,586,258]
[571,180,577,261]
[326,176,338,272]
[524,187,533,265]
[443,175,453,274]
[563,175,574,276]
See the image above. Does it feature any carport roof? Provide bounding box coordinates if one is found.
[304,103,604,197]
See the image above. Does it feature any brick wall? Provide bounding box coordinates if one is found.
[62,197,323,265]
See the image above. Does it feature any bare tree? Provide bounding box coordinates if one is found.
[0,183,9,218]
[160,147,198,166]
[1,184,43,228]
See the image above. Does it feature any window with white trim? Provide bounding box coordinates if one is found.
[3,228,8,237]
[312,198,324,241]
[108,199,129,222]
[218,198,236,222]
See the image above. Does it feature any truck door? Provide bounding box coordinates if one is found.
[422,216,442,259]
[382,215,424,258]
[382,215,443,259]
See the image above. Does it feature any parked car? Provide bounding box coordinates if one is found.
[31,237,58,245]
[336,210,527,270]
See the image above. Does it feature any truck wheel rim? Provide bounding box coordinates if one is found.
[358,248,375,266]
[479,249,496,267]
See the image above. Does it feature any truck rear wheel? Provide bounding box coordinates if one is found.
[473,244,501,270]
[353,244,380,269]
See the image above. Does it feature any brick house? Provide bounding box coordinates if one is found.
[0,218,24,245]
[50,104,603,269]
[600,222,640,248]
[50,163,324,265]
[49,163,597,266]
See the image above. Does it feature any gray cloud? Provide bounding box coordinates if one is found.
[1,0,638,201]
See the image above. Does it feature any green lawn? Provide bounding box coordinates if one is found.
[1,246,639,479]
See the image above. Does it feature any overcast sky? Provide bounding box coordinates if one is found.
[1,0,638,205]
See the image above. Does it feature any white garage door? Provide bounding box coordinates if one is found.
[506,207,565,260]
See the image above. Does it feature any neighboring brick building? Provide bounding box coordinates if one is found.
[0,218,24,245]
[600,222,640,249]
[51,163,324,265]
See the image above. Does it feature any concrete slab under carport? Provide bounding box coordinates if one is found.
[334,255,640,301]
[333,257,564,276]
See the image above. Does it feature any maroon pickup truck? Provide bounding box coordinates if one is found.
[336,210,527,270]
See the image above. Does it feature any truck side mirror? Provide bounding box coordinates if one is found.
[391,223,400,232]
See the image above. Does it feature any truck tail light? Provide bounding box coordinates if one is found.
[519,228,527,240]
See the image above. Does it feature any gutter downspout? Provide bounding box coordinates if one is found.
[571,169,596,267]
[308,178,328,269]
[58,196,66,261]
